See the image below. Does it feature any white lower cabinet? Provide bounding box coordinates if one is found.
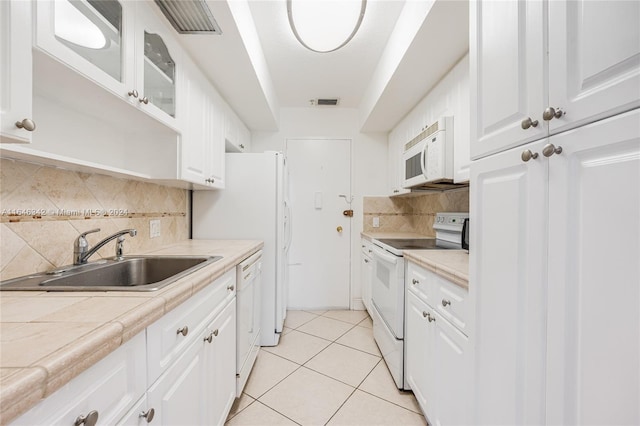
[405,262,470,425]
[12,332,147,426]
[148,300,236,426]
[360,239,373,312]
[12,270,239,426]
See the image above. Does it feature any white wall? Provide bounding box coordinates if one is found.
[252,107,388,310]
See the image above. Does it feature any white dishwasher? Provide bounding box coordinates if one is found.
[236,250,262,396]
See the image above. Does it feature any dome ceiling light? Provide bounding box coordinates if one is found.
[287,0,367,53]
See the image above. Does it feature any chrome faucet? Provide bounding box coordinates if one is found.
[74,228,138,265]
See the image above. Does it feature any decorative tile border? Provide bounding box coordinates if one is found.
[1,212,186,223]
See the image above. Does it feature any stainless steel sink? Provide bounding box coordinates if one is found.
[0,255,222,291]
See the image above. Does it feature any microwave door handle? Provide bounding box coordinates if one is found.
[420,142,428,178]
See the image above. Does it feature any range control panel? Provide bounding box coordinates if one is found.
[434,212,469,227]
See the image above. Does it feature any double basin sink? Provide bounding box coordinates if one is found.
[0,255,222,292]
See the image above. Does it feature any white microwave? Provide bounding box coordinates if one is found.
[401,116,454,189]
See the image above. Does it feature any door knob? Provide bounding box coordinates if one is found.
[542,143,563,157]
[543,107,564,121]
[521,150,539,162]
[336,226,343,233]
[15,118,36,132]
[521,117,539,129]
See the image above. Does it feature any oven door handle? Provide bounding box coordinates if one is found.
[372,246,399,265]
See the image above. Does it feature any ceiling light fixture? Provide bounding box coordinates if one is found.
[287,0,367,53]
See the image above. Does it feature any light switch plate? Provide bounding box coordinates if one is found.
[373,217,380,228]
[150,219,161,238]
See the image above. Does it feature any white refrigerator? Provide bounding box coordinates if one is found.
[192,152,290,347]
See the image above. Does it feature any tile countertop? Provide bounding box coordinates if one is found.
[0,239,263,425]
[403,250,469,290]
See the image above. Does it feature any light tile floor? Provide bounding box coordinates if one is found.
[226,310,427,426]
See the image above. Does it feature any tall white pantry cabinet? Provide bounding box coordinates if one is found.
[469,1,640,425]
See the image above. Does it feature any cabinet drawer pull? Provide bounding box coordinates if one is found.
[364,259,369,263]
[139,408,155,423]
[213,329,219,337]
[177,326,189,336]
[74,410,99,426]
[542,143,563,157]
[543,106,564,121]
[204,331,214,343]
[428,313,436,323]
[227,284,235,291]
[412,279,419,285]
[422,311,429,318]
[521,117,538,129]
[442,299,451,307]
[521,149,538,162]
[15,118,36,132]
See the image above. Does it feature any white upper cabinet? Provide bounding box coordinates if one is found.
[0,1,34,144]
[133,1,179,127]
[35,0,133,99]
[470,0,546,159]
[224,107,251,153]
[34,0,180,129]
[471,0,640,159]
[387,128,410,196]
[548,0,640,134]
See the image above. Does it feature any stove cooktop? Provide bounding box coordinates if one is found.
[376,238,440,250]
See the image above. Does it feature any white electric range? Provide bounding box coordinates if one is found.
[370,212,468,389]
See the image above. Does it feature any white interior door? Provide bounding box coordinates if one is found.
[286,138,351,309]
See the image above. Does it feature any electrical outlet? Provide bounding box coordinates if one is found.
[373,216,380,228]
[150,219,161,238]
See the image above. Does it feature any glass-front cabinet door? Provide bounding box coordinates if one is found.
[134,1,179,127]
[36,0,134,96]
[143,31,175,118]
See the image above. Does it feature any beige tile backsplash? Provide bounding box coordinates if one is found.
[0,158,189,280]
[363,189,469,235]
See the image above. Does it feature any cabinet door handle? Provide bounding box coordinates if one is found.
[139,408,155,423]
[521,117,539,129]
[128,89,139,99]
[422,311,429,318]
[177,326,189,336]
[139,96,149,105]
[213,329,219,337]
[227,284,235,291]
[543,106,564,121]
[240,144,245,149]
[204,331,214,343]
[428,313,436,323]
[412,279,419,285]
[15,118,36,132]
[542,143,563,157]
[74,410,99,426]
[441,299,451,307]
[521,149,539,162]
[364,259,369,263]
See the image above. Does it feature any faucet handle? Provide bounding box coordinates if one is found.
[79,228,101,238]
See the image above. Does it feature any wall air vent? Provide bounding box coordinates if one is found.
[154,0,222,34]
[315,98,340,106]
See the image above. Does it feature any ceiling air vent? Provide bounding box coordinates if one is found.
[154,0,222,35]
[315,98,340,106]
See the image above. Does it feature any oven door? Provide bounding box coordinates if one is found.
[402,140,427,189]
[371,244,405,339]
